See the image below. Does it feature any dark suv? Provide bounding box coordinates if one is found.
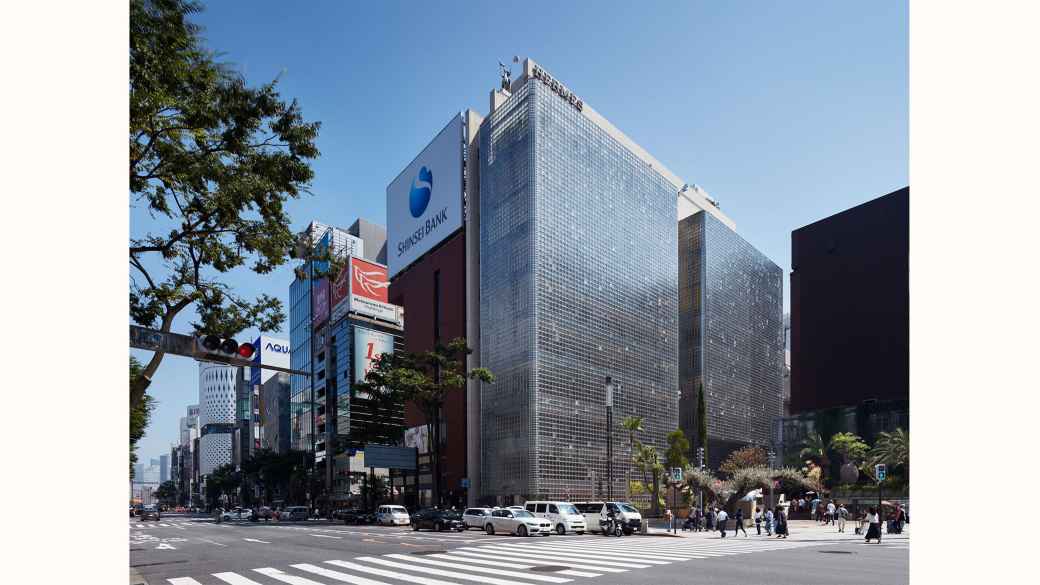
[411,509,465,532]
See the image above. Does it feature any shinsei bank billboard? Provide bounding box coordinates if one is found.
[386,114,464,278]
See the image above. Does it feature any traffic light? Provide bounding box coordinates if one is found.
[195,335,255,361]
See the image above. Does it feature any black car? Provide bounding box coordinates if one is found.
[411,509,465,532]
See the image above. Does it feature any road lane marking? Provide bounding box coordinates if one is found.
[449,549,628,573]
[159,523,171,527]
[243,538,271,544]
[384,553,573,583]
[213,573,267,585]
[167,578,204,585]
[198,538,227,547]
[155,543,176,550]
[325,559,464,585]
[253,568,328,585]
[292,563,394,585]
[311,534,342,539]
[472,546,650,568]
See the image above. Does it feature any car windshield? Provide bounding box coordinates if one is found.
[559,504,580,515]
[440,511,461,519]
[390,507,407,514]
[514,510,534,518]
[619,503,639,514]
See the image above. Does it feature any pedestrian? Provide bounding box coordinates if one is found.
[893,505,905,534]
[754,507,763,535]
[716,507,728,538]
[826,500,836,525]
[864,506,882,543]
[774,505,788,538]
[733,507,748,537]
[665,508,674,531]
[764,507,774,536]
[706,507,715,531]
[837,503,848,533]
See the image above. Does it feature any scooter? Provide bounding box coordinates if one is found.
[599,516,623,537]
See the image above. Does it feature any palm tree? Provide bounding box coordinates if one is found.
[869,428,909,482]
[633,443,664,516]
[621,416,644,500]
[799,431,830,485]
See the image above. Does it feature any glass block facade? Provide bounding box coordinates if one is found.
[678,211,783,465]
[479,79,679,501]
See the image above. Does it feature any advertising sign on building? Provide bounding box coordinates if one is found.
[252,335,290,386]
[386,114,464,278]
[349,257,400,324]
[330,263,351,324]
[353,328,394,397]
[312,278,330,326]
[404,424,430,455]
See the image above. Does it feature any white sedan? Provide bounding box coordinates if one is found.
[484,508,552,536]
[221,507,254,521]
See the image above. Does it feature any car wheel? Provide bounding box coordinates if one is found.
[517,525,528,537]
[577,531,585,535]
[622,527,633,535]
[412,523,419,531]
[556,524,566,536]
[485,523,495,535]
[435,522,443,532]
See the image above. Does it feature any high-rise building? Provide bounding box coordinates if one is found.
[159,453,169,484]
[790,187,909,413]
[198,363,238,476]
[261,372,291,454]
[678,211,784,467]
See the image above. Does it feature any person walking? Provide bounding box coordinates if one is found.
[865,506,882,543]
[754,507,763,535]
[837,503,848,533]
[764,507,774,536]
[706,507,715,532]
[826,500,836,526]
[774,505,788,538]
[716,508,728,538]
[733,507,748,537]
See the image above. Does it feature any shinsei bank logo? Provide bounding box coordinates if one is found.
[398,164,448,258]
[409,165,433,218]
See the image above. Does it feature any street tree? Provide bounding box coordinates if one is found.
[155,480,178,506]
[129,0,320,408]
[355,337,493,506]
[868,427,909,484]
[633,443,665,516]
[620,415,644,501]
[665,428,690,470]
[719,445,768,476]
[798,431,830,485]
[129,356,156,479]
[829,432,870,485]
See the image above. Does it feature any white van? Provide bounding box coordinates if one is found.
[376,505,410,526]
[524,501,587,535]
[573,501,643,535]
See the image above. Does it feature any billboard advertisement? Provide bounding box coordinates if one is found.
[330,263,351,324]
[386,114,464,278]
[353,327,394,398]
[252,335,290,386]
[312,278,329,326]
[349,257,399,323]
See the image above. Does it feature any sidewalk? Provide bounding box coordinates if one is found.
[643,519,910,542]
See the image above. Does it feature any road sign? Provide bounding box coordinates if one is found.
[671,467,684,483]
[460,478,470,489]
[875,463,887,481]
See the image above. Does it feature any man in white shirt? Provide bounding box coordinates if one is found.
[716,508,729,538]
[837,504,848,533]
[826,500,836,525]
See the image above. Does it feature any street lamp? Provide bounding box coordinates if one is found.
[697,446,705,513]
[605,376,615,501]
[767,449,777,511]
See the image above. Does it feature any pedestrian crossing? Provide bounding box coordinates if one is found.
[163,534,840,584]
[132,522,199,529]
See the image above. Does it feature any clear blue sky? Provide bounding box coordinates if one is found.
[131,0,907,465]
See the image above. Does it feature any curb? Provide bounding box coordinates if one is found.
[130,567,148,585]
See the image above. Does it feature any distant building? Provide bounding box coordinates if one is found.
[261,372,291,454]
[159,453,169,484]
[198,363,238,475]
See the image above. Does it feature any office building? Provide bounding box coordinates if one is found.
[789,187,909,413]
[159,453,169,484]
[261,372,291,454]
[198,362,238,476]
[678,211,784,467]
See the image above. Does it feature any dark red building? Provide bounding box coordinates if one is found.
[388,231,468,508]
[790,187,909,413]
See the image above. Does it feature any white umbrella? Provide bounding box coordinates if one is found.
[742,488,763,502]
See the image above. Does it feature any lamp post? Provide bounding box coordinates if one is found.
[697,446,705,513]
[605,376,615,501]
[767,449,776,511]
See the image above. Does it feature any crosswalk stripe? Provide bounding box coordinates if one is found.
[326,559,463,585]
[213,572,267,584]
[500,543,683,562]
[136,524,145,528]
[555,570,600,578]
[291,563,394,585]
[357,556,554,585]
[167,578,204,585]
[473,546,652,568]
[461,547,640,571]
[254,567,329,585]
[160,523,171,527]
[445,549,628,573]
[384,553,572,583]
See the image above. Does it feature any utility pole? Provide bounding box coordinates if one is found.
[697,447,705,513]
[605,377,614,501]
[767,449,776,512]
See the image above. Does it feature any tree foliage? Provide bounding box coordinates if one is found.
[798,431,830,484]
[828,432,870,464]
[719,446,768,476]
[155,480,179,505]
[129,0,320,406]
[633,443,665,516]
[620,416,644,501]
[129,356,156,479]
[665,429,690,470]
[867,427,909,482]
[355,338,493,505]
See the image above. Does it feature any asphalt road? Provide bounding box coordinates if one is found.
[130,515,908,585]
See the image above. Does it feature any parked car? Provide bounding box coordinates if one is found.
[484,508,552,536]
[411,509,466,532]
[283,506,310,521]
[462,507,493,530]
[139,504,161,521]
[573,501,642,535]
[174,506,186,513]
[221,507,254,522]
[376,505,410,526]
[254,506,273,521]
[524,501,587,535]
